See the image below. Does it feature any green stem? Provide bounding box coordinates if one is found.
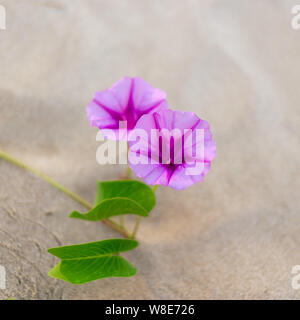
[130,186,158,238]
[0,149,131,238]
[102,218,130,238]
[126,166,132,179]
[119,215,124,228]
[131,216,141,239]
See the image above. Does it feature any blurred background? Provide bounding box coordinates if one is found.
[0,0,300,299]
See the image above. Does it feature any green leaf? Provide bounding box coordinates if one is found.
[48,239,138,284]
[70,180,156,221]
[94,180,155,210]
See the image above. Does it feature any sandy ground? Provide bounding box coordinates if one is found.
[0,0,300,299]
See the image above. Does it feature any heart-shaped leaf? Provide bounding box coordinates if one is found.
[70,180,156,221]
[48,239,138,284]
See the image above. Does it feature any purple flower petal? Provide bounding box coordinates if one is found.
[128,109,216,190]
[86,77,168,139]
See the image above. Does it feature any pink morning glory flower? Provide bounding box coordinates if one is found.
[86,77,168,139]
[128,109,216,190]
